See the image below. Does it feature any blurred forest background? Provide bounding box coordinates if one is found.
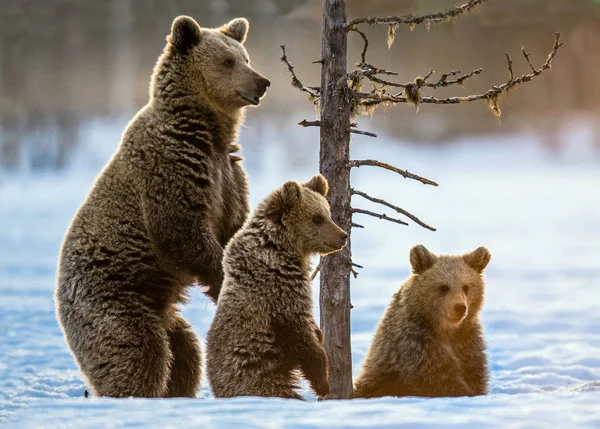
[1,0,599,172]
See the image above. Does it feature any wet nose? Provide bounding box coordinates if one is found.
[257,77,271,93]
[454,303,467,317]
[340,231,349,241]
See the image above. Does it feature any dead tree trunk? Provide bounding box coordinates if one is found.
[281,0,563,402]
[319,0,353,399]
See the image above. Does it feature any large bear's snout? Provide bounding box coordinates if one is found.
[257,76,271,96]
[331,228,348,250]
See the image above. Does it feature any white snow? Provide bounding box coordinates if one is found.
[1,122,600,428]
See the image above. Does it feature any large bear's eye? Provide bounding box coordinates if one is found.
[223,58,235,68]
[313,215,324,225]
[462,284,470,295]
[439,285,450,293]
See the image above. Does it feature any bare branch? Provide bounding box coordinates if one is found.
[542,33,564,68]
[354,33,563,115]
[351,188,436,231]
[521,46,538,74]
[348,261,362,279]
[299,119,322,128]
[351,128,377,138]
[352,222,364,229]
[422,70,435,82]
[352,208,409,226]
[349,159,439,186]
[426,68,484,89]
[348,26,369,63]
[310,262,321,281]
[342,63,482,93]
[347,0,487,28]
[280,45,320,101]
[340,64,414,91]
[300,120,376,137]
[505,53,514,81]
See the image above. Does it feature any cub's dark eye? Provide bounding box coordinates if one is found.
[224,58,235,68]
[313,215,324,225]
[463,284,470,294]
[439,285,450,293]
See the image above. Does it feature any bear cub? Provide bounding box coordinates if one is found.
[353,245,491,398]
[207,175,348,400]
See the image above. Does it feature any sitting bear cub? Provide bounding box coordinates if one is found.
[354,245,491,398]
[207,175,348,399]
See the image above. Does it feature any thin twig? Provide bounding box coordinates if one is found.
[346,261,362,279]
[352,222,364,229]
[351,188,436,231]
[299,119,322,128]
[426,68,483,88]
[280,45,320,100]
[521,46,537,74]
[505,53,514,81]
[351,129,377,138]
[347,0,487,28]
[355,33,563,109]
[299,119,376,137]
[310,262,321,281]
[342,63,482,91]
[349,159,438,186]
[352,208,409,226]
[348,26,369,63]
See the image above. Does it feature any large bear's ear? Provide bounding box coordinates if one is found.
[265,181,301,223]
[463,246,491,273]
[170,16,202,52]
[220,18,249,44]
[303,174,328,196]
[410,245,436,274]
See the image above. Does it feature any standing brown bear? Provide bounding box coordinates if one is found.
[206,175,348,399]
[55,15,270,398]
[353,245,492,398]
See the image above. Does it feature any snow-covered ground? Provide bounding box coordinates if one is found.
[1,120,600,428]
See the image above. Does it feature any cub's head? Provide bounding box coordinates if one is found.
[405,244,491,331]
[262,175,348,257]
[153,16,270,112]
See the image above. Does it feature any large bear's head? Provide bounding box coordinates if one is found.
[152,16,270,114]
[402,245,491,331]
[260,175,348,257]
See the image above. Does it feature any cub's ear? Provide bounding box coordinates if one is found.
[463,246,491,272]
[220,17,249,44]
[410,244,436,274]
[170,16,202,52]
[303,174,328,196]
[265,181,301,223]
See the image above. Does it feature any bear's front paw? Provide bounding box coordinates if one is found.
[310,377,330,399]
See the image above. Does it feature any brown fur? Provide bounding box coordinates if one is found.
[353,245,491,398]
[54,16,269,398]
[206,175,348,399]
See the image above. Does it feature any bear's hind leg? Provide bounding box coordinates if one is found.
[165,316,202,398]
[65,298,172,398]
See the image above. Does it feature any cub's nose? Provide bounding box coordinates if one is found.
[454,303,467,317]
[257,77,271,93]
[340,231,349,241]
